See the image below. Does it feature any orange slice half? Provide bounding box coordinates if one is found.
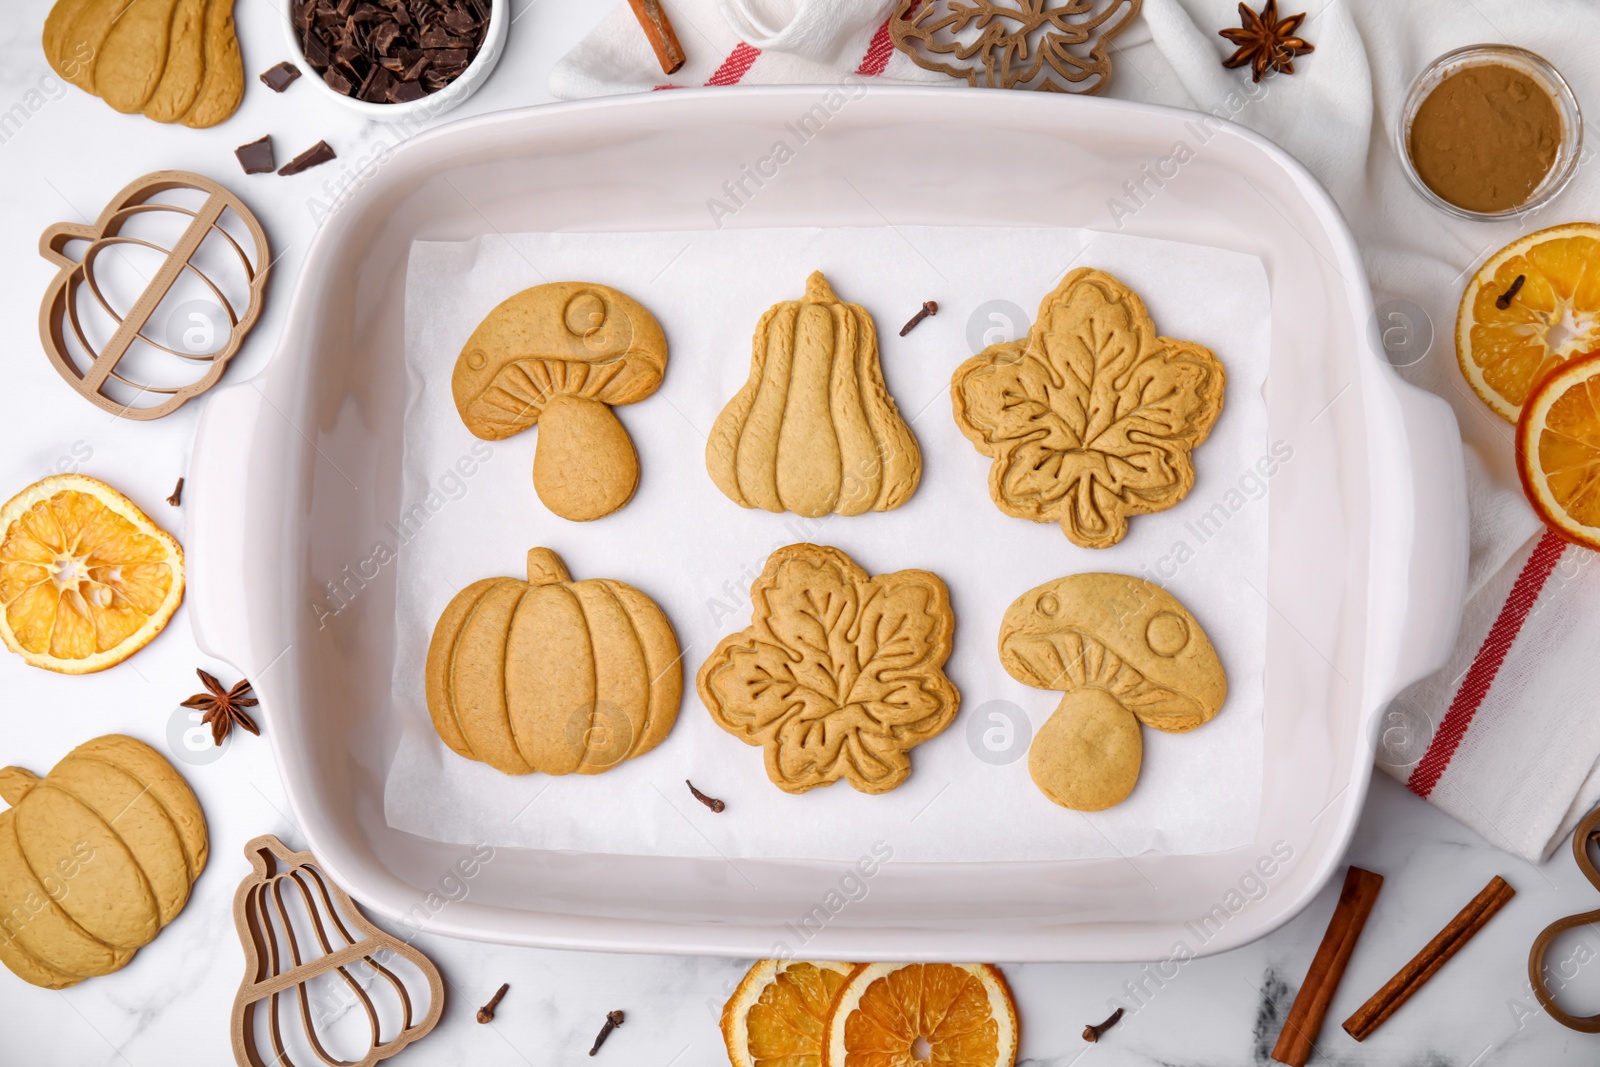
[1517,350,1600,551]
[0,475,184,674]
[1457,222,1600,421]
[722,959,855,1067]
[823,962,1018,1067]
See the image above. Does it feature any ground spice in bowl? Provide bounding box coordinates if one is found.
[1408,64,1560,213]
[1399,46,1581,219]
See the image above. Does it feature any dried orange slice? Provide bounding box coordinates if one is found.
[722,959,855,1067]
[1457,222,1600,421]
[0,475,184,674]
[1517,350,1600,551]
[823,962,1018,1067]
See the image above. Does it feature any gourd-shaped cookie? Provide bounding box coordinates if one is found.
[425,548,682,776]
[707,272,921,518]
[453,283,668,521]
[698,543,958,795]
[1000,573,1226,811]
[0,735,207,988]
[951,268,1225,548]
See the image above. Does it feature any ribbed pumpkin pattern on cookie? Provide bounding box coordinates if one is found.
[707,272,921,518]
[0,734,207,989]
[425,548,682,776]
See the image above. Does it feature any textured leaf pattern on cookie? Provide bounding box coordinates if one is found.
[950,268,1225,548]
[698,543,959,795]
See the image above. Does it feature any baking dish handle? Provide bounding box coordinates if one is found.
[186,377,286,680]
[1369,375,1469,710]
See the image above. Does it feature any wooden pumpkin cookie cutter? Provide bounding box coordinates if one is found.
[39,170,270,420]
[231,835,443,1067]
[1529,806,1600,1031]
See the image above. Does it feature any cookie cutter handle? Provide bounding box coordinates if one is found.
[1365,374,1469,713]
[1528,807,1600,1031]
[186,376,289,684]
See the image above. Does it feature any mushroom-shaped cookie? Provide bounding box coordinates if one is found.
[999,573,1226,811]
[452,283,668,521]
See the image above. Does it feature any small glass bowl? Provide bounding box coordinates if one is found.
[1396,44,1583,221]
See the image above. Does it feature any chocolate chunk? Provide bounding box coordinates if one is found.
[388,79,426,103]
[323,66,353,94]
[278,140,337,176]
[360,67,395,103]
[401,52,430,80]
[371,20,402,54]
[419,26,468,48]
[303,31,331,68]
[235,135,276,174]
[259,61,303,91]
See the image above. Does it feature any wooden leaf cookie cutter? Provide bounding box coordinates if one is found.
[890,0,1143,94]
[39,170,270,420]
[1529,806,1600,1031]
[231,835,444,1067]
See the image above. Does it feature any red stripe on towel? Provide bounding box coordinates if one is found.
[707,42,761,86]
[1407,528,1567,799]
[856,17,896,76]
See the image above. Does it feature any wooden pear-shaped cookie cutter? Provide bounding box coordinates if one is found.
[231,835,444,1067]
[1529,806,1600,1031]
[39,170,269,420]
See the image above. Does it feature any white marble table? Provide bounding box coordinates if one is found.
[2,2,1598,1063]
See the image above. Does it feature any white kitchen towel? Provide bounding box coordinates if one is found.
[551,0,1600,861]
[550,0,948,97]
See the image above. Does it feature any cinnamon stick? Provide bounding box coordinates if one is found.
[1342,875,1515,1041]
[1271,866,1383,1066]
[626,0,686,75]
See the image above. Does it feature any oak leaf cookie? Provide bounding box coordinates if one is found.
[999,573,1226,811]
[0,735,207,988]
[425,548,682,776]
[453,283,668,522]
[698,543,959,795]
[951,268,1225,548]
[707,272,921,518]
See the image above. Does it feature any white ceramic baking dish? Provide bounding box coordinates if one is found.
[186,87,1467,961]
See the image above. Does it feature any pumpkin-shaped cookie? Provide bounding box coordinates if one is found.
[452,283,668,522]
[999,573,1225,811]
[707,272,922,518]
[0,734,207,988]
[425,548,682,776]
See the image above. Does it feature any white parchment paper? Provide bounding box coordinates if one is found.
[384,226,1271,862]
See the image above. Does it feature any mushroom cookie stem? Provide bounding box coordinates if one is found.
[450,282,669,522]
[999,572,1227,811]
[533,394,640,522]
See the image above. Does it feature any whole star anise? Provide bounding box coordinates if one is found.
[182,669,260,746]
[1219,0,1313,82]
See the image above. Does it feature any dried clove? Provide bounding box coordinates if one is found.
[589,1009,625,1055]
[476,982,508,1023]
[686,780,726,813]
[899,300,939,336]
[167,477,184,506]
[1496,273,1526,310]
[1082,1006,1123,1042]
